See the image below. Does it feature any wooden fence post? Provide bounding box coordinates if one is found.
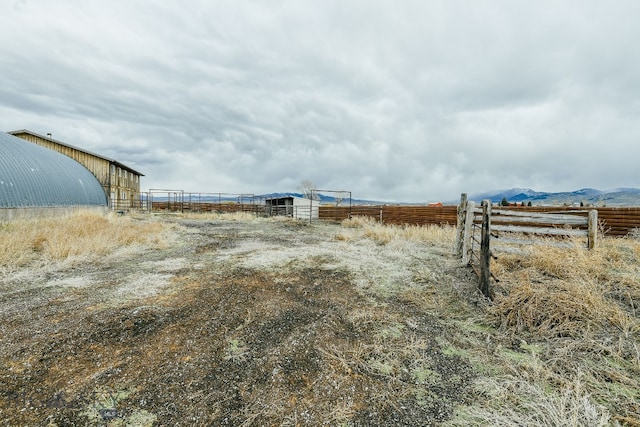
[462,200,476,265]
[588,210,598,250]
[479,200,492,298]
[456,193,468,257]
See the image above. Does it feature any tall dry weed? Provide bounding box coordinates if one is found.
[339,216,455,246]
[491,237,640,338]
[0,210,173,269]
[453,373,611,427]
[479,234,640,424]
[181,211,258,221]
[491,276,630,337]
[341,216,379,229]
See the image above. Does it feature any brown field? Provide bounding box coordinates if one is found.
[0,211,638,426]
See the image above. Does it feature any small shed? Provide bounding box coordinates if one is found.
[265,196,319,220]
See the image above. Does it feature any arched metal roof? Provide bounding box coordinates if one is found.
[0,132,107,208]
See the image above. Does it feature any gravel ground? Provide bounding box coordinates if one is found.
[0,216,479,426]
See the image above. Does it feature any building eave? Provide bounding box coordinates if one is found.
[9,129,145,176]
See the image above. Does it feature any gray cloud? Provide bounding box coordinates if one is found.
[1,0,639,202]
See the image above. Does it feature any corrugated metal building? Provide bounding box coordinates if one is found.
[9,130,144,209]
[0,132,107,217]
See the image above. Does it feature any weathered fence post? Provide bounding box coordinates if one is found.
[479,200,492,298]
[461,200,476,265]
[455,193,468,257]
[588,210,598,250]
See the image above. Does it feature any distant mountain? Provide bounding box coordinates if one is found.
[473,188,547,202]
[470,188,640,206]
[610,187,640,194]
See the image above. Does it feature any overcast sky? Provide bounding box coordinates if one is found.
[2,1,639,202]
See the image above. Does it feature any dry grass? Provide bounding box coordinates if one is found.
[450,235,640,426]
[491,275,632,337]
[179,211,260,222]
[453,373,612,427]
[0,210,174,270]
[338,216,456,246]
[338,216,640,427]
[491,238,640,337]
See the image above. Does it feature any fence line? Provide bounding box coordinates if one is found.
[488,205,640,237]
[456,194,599,299]
[490,208,598,250]
[111,192,640,236]
[319,205,458,226]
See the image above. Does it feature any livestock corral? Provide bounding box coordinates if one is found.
[145,200,640,237]
[1,211,639,426]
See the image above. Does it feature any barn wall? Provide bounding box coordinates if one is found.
[10,131,142,208]
[14,132,112,188]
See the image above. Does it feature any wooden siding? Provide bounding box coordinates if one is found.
[14,132,111,187]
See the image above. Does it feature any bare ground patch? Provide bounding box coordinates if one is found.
[0,217,476,426]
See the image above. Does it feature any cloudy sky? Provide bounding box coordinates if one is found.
[2,1,639,202]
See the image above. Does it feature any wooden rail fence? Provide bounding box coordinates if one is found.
[456,194,599,298]
[487,206,640,237]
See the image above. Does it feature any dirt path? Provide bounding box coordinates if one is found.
[0,217,478,426]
